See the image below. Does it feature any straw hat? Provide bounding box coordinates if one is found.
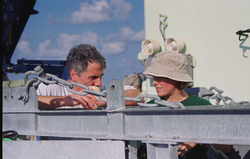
[143,51,193,82]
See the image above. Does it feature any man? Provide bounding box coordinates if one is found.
[37,44,142,110]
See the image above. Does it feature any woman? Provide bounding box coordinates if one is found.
[141,51,231,159]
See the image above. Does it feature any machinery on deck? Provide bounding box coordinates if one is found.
[2,0,67,82]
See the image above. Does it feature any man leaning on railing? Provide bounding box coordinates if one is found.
[37,43,143,110]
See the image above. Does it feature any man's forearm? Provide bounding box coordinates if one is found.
[38,95,75,110]
[97,98,139,107]
[38,89,144,109]
[124,89,144,106]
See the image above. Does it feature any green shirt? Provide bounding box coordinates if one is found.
[181,94,212,106]
[146,94,212,106]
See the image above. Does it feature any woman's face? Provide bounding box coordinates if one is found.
[152,76,178,98]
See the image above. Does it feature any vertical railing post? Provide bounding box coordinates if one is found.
[106,79,125,111]
[125,141,137,159]
[106,79,125,137]
[147,143,179,159]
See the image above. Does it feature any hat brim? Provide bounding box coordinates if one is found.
[143,67,193,82]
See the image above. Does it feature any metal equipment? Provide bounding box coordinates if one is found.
[2,0,67,80]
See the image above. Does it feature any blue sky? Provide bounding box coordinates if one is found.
[8,0,145,84]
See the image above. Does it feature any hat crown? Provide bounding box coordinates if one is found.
[153,51,187,72]
[143,51,193,82]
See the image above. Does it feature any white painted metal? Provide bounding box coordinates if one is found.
[143,0,250,103]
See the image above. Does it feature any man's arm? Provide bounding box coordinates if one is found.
[96,89,144,107]
[37,83,144,109]
[124,89,144,106]
[38,93,98,110]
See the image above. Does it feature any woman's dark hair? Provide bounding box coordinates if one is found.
[177,82,190,90]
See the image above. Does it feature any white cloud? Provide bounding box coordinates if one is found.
[36,39,66,60]
[119,27,135,40]
[67,0,112,24]
[16,27,143,60]
[101,42,126,55]
[16,40,32,55]
[48,13,60,26]
[105,27,145,42]
[38,39,50,54]
[36,38,74,60]
[79,31,100,45]
[56,33,81,49]
[34,32,100,59]
[66,0,132,24]
[130,29,145,41]
[110,0,132,21]
[120,27,144,41]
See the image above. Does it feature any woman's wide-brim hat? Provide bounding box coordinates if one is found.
[143,51,193,82]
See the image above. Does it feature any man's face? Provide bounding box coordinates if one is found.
[73,61,104,91]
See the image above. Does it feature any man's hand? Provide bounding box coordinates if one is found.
[178,143,197,158]
[67,93,98,110]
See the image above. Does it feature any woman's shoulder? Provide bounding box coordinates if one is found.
[182,94,212,106]
[146,94,212,107]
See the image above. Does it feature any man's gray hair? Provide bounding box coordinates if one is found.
[66,44,106,79]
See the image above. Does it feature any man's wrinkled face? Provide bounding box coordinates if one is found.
[72,61,104,91]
